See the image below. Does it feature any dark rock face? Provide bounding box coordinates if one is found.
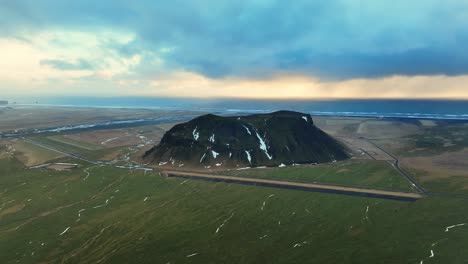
[144,111,349,168]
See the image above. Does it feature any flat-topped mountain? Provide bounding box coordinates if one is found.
[144,111,349,168]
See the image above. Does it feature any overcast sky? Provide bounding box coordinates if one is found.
[1,0,468,98]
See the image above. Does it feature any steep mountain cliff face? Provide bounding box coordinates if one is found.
[144,111,349,168]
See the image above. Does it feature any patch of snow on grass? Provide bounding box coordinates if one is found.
[293,241,308,248]
[260,194,275,211]
[93,198,110,209]
[245,150,252,164]
[169,157,176,165]
[78,209,85,217]
[362,205,370,222]
[215,213,235,234]
[445,223,466,232]
[200,153,206,163]
[192,127,199,141]
[242,125,252,135]
[180,179,189,185]
[59,227,70,236]
[254,130,272,159]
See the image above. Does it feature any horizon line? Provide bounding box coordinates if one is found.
[4,95,468,101]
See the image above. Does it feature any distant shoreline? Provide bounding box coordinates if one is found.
[8,103,468,121]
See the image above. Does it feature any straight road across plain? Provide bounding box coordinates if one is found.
[162,170,425,201]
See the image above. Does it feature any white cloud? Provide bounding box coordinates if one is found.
[2,28,468,99]
[146,71,468,99]
[0,29,140,91]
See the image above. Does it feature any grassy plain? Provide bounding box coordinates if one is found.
[1,157,468,263]
[2,108,468,263]
[10,140,66,166]
[222,159,414,192]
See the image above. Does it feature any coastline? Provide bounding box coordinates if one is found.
[7,102,468,121]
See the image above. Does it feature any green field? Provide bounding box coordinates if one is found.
[29,137,132,162]
[221,159,414,192]
[32,136,92,155]
[1,157,468,263]
[12,140,66,166]
[402,165,468,196]
[49,135,102,150]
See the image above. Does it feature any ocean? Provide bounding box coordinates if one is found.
[8,96,468,120]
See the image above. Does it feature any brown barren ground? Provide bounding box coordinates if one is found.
[401,148,468,180]
[0,106,198,132]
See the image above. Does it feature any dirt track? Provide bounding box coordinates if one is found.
[162,170,424,201]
